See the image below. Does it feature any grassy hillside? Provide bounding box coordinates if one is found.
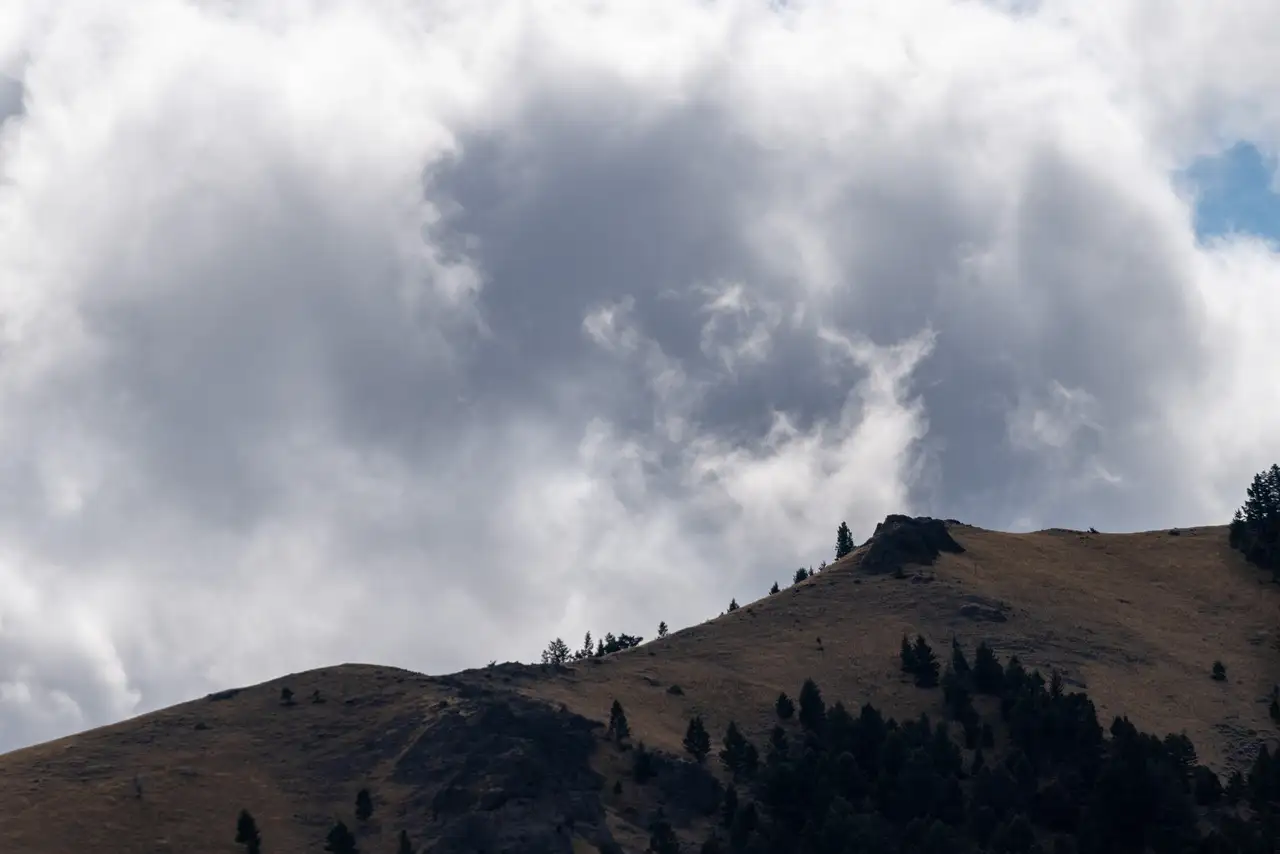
[0,520,1276,853]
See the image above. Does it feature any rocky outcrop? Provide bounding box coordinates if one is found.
[858,514,965,574]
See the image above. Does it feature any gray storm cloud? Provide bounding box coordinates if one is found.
[0,0,1278,751]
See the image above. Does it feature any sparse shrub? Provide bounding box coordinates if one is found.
[684,715,712,763]
[608,699,630,743]
[1212,660,1227,681]
[235,809,262,854]
[835,521,855,559]
[324,821,358,854]
[355,788,373,822]
[775,692,794,720]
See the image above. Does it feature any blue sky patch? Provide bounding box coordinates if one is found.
[1181,141,1280,243]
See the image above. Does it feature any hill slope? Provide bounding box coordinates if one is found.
[0,520,1276,852]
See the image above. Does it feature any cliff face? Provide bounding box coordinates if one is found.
[0,521,1276,853]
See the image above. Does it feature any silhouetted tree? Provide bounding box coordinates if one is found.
[794,567,809,584]
[769,581,779,595]
[775,692,794,720]
[576,632,594,660]
[901,634,918,674]
[912,636,940,687]
[649,814,681,854]
[973,641,1004,694]
[658,621,669,638]
[951,637,971,678]
[355,788,373,822]
[799,678,826,732]
[542,637,571,666]
[720,722,758,779]
[324,821,358,854]
[722,783,739,828]
[608,699,630,743]
[1229,463,1280,577]
[685,715,712,763]
[235,809,262,854]
[836,522,855,559]
[1212,661,1227,681]
[633,742,656,783]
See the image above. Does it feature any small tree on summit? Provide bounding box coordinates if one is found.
[835,522,855,559]
[541,637,571,666]
[769,581,780,595]
[658,621,669,638]
[1229,463,1280,577]
[235,809,262,854]
[728,598,740,612]
[793,567,809,584]
[684,715,712,763]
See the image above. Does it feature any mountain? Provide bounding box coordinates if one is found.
[1,517,1277,853]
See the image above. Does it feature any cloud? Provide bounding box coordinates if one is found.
[0,0,1278,751]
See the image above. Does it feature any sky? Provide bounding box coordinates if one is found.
[0,0,1278,753]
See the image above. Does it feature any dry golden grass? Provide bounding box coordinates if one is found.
[0,522,1277,852]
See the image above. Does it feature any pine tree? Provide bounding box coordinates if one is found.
[1212,661,1227,682]
[684,715,712,763]
[912,636,940,688]
[235,809,262,854]
[396,830,414,854]
[775,692,795,720]
[798,678,826,732]
[577,631,594,660]
[835,521,855,559]
[727,598,739,612]
[324,821,358,854]
[973,641,1004,694]
[633,742,656,783]
[901,634,918,674]
[951,637,971,677]
[355,788,373,822]
[657,621,669,638]
[608,699,630,743]
[769,581,779,595]
[722,783,739,828]
[541,637,571,666]
[793,567,809,584]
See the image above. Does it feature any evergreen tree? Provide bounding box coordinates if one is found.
[973,641,1004,694]
[836,521,855,559]
[775,692,795,720]
[608,699,630,743]
[577,631,594,660]
[727,598,739,612]
[1230,463,1280,576]
[355,788,373,822]
[648,814,681,854]
[684,715,712,763]
[280,686,294,706]
[722,783,739,828]
[633,742,656,783]
[541,637,571,666]
[794,567,809,584]
[235,809,262,854]
[912,636,940,688]
[720,722,757,778]
[951,637,971,677]
[798,678,826,732]
[1212,661,1227,681]
[657,621,669,638]
[901,634,918,674]
[396,830,414,854]
[324,821,358,854]
[769,581,779,595]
